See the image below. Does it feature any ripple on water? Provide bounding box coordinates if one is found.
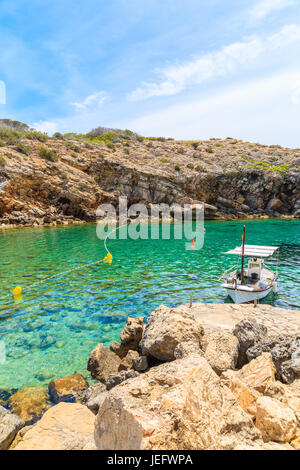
[0,219,299,389]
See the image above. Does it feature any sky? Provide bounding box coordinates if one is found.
[0,0,300,146]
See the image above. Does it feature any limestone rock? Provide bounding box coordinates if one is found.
[106,370,140,391]
[236,352,276,393]
[8,386,50,425]
[174,341,203,359]
[291,347,300,375]
[110,341,132,359]
[13,402,96,450]
[87,343,121,383]
[95,354,260,450]
[87,391,110,415]
[141,305,203,361]
[268,198,283,212]
[118,350,139,372]
[255,396,297,442]
[120,316,144,350]
[221,370,260,417]
[235,442,294,450]
[9,424,34,450]
[48,373,88,403]
[202,330,239,375]
[246,335,300,383]
[76,382,106,406]
[132,355,149,372]
[233,318,267,367]
[0,405,23,450]
[282,379,300,424]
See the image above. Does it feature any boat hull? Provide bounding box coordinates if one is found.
[225,286,273,304]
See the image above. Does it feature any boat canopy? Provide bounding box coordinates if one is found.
[224,244,279,258]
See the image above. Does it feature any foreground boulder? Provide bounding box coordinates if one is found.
[95,354,260,450]
[8,386,50,425]
[48,373,89,403]
[13,403,96,450]
[87,343,121,383]
[233,318,267,367]
[201,329,239,375]
[0,405,23,450]
[255,396,297,443]
[141,305,203,361]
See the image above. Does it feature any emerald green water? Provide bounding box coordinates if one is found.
[0,220,299,390]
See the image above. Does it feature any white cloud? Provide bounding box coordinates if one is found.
[123,68,300,147]
[249,0,297,21]
[128,24,300,101]
[71,91,106,111]
[32,120,58,135]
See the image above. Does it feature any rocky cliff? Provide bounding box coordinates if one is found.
[0,122,299,227]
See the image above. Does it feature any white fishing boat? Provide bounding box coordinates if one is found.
[220,226,279,304]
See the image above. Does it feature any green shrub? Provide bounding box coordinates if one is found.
[215,143,222,147]
[161,158,167,163]
[53,132,64,140]
[39,146,58,162]
[26,131,48,142]
[14,143,30,155]
[206,147,213,154]
[0,154,6,166]
[191,142,199,149]
[174,164,180,171]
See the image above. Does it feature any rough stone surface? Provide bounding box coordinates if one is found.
[87,343,121,383]
[106,370,140,391]
[141,305,203,361]
[246,334,300,383]
[255,396,297,442]
[110,341,132,359]
[120,317,144,350]
[87,391,110,415]
[118,350,140,372]
[233,318,267,367]
[48,373,88,403]
[76,382,106,406]
[0,405,23,450]
[13,403,96,450]
[236,353,276,393]
[221,370,260,417]
[189,304,300,339]
[202,330,239,375]
[8,386,50,425]
[95,354,260,450]
[133,355,149,372]
[281,379,300,424]
[9,425,34,450]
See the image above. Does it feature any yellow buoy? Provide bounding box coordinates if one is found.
[13,286,22,296]
[107,253,112,260]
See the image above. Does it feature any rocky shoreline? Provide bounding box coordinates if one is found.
[1,303,299,450]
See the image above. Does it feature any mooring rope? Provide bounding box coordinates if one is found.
[0,221,131,302]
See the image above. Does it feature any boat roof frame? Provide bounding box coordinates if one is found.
[224,244,279,258]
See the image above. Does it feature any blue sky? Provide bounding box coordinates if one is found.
[0,0,300,146]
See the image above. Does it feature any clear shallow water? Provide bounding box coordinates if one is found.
[0,219,299,389]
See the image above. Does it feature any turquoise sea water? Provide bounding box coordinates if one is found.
[0,219,299,390]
